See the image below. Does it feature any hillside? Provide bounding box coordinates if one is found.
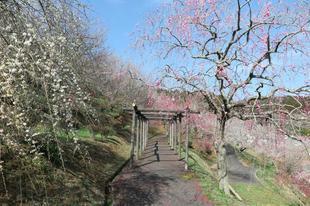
[1,0,309,205]
[0,100,133,204]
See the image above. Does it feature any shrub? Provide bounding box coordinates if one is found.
[196,138,213,155]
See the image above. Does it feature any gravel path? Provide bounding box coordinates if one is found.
[111,135,213,206]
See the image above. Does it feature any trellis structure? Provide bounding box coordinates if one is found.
[124,104,199,170]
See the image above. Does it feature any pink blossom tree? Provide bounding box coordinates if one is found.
[137,0,310,194]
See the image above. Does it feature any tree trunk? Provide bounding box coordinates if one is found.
[217,118,230,194]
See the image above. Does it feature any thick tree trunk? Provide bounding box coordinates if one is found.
[217,118,230,194]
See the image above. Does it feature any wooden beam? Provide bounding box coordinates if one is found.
[141,114,177,118]
[147,117,174,120]
[126,111,180,116]
[142,112,181,115]
[123,108,200,114]
[124,108,182,113]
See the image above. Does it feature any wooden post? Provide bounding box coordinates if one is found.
[165,120,168,137]
[173,118,177,152]
[178,116,182,158]
[140,119,143,156]
[141,120,144,151]
[143,120,146,150]
[136,116,140,160]
[146,120,149,147]
[130,106,136,167]
[168,121,171,147]
[171,120,174,150]
[185,108,189,171]
[170,121,173,149]
[144,120,146,149]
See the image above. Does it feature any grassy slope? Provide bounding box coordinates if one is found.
[184,149,240,206]
[235,150,307,206]
[0,98,132,205]
[47,129,131,205]
[185,149,305,206]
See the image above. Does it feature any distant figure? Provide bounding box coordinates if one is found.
[154,141,159,154]
[156,152,160,162]
[236,143,246,152]
[239,147,247,152]
[154,141,160,161]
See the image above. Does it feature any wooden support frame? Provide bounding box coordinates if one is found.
[125,105,198,171]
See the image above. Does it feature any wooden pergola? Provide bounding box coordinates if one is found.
[124,104,199,170]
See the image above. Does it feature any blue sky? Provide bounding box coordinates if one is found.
[83,0,167,76]
[82,0,309,91]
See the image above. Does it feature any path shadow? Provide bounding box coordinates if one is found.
[112,168,175,206]
[111,135,209,206]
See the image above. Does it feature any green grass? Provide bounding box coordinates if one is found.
[76,127,106,140]
[232,183,296,206]
[237,151,302,206]
[34,123,121,145]
[185,149,303,206]
[75,128,121,144]
[300,127,310,136]
[184,149,241,205]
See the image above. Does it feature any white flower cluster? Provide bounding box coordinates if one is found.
[0,1,95,164]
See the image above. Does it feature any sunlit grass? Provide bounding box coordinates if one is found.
[185,149,302,206]
[75,128,121,144]
[185,149,239,205]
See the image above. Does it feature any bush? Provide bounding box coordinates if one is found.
[195,138,213,155]
[279,155,301,175]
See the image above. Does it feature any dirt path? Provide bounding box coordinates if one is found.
[111,135,212,206]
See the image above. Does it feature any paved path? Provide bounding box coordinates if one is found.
[111,135,212,206]
[225,144,257,184]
